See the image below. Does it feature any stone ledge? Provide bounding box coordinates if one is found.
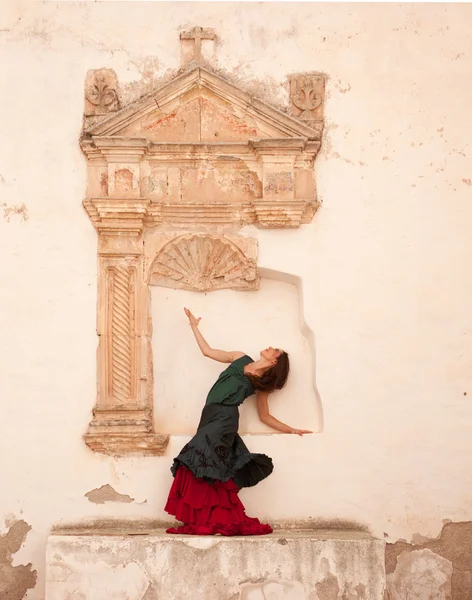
[46,529,385,600]
[83,433,170,456]
[51,527,373,540]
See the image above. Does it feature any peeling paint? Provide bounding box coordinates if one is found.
[387,549,452,600]
[411,532,433,545]
[386,522,472,599]
[1,202,29,222]
[120,55,161,102]
[319,120,339,157]
[0,520,37,600]
[85,484,135,504]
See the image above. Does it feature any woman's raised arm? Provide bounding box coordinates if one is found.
[184,308,245,364]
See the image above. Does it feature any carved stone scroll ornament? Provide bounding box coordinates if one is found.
[289,74,325,123]
[148,234,258,292]
[84,68,120,117]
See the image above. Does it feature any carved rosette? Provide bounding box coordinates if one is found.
[149,234,258,292]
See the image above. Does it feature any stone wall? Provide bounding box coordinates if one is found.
[1,1,472,598]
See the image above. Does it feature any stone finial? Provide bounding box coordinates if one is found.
[84,68,120,117]
[179,26,217,66]
[289,74,325,123]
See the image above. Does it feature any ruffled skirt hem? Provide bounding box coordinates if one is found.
[165,466,272,536]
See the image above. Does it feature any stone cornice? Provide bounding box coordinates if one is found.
[84,433,169,457]
[84,197,319,229]
[81,137,321,163]
[83,198,150,233]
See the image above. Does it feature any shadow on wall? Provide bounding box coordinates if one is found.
[259,267,324,433]
[152,272,323,435]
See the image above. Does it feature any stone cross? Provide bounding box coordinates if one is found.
[180,26,216,64]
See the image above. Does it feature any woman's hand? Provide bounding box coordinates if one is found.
[184,307,201,328]
[291,429,313,436]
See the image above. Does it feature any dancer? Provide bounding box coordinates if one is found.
[165,307,312,536]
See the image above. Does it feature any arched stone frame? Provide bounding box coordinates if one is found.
[81,48,325,456]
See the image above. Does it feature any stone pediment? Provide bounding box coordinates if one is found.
[81,66,323,230]
[84,66,321,142]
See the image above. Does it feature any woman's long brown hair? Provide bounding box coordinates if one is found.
[247,351,290,392]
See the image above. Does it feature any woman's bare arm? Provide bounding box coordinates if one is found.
[185,308,244,364]
[256,391,313,436]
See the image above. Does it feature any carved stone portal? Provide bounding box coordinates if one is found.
[81,28,324,456]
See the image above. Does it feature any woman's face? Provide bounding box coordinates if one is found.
[260,347,282,363]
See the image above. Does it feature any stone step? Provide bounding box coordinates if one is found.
[46,529,385,600]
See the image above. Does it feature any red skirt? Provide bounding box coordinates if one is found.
[165,466,273,536]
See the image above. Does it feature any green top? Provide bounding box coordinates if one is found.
[205,355,255,406]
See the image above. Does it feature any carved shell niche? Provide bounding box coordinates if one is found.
[149,234,259,292]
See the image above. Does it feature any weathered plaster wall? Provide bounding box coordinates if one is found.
[1,2,471,597]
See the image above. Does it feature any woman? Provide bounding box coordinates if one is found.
[165,308,312,536]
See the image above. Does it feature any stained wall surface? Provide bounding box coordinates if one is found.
[1,2,471,597]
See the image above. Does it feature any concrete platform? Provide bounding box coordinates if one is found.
[45,528,386,599]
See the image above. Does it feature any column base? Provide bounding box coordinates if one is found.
[83,432,169,456]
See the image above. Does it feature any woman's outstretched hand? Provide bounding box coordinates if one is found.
[184,307,201,328]
[291,429,313,436]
